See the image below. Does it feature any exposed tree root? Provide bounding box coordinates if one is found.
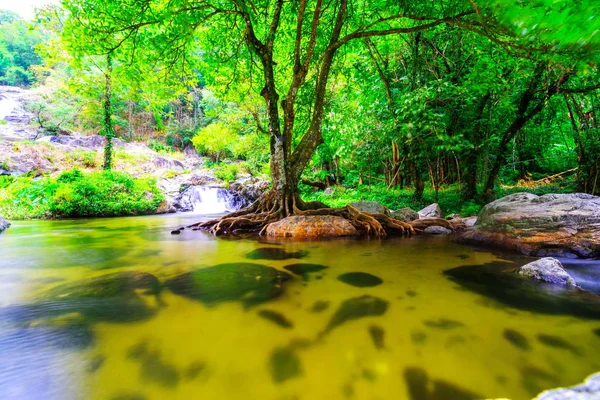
[187,191,466,238]
[187,191,422,237]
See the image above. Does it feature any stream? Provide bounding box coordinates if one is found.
[0,213,599,400]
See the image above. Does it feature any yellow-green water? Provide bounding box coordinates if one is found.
[0,214,599,400]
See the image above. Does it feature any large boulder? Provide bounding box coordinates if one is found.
[535,372,600,400]
[0,216,9,233]
[517,258,578,287]
[418,203,441,218]
[390,207,419,222]
[461,193,600,258]
[350,201,389,215]
[266,215,359,239]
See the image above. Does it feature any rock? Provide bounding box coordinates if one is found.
[269,346,303,383]
[337,272,383,287]
[517,258,579,287]
[444,261,600,319]
[0,216,10,233]
[265,216,359,239]
[321,295,389,335]
[461,193,600,258]
[0,272,162,325]
[535,372,600,400]
[418,203,442,218]
[463,216,477,227]
[390,207,419,222]
[350,201,389,215]
[229,175,269,202]
[424,226,453,235]
[324,187,334,195]
[283,263,328,281]
[247,248,308,260]
[165,263,291,309]
[172,185,249,213]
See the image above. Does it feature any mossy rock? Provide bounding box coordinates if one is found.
[445,262,600,319]
[2,272,162,324]
[166,263,292,308]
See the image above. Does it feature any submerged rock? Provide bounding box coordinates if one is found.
[461,192,600,258]
[521,365,560,397]
[444,262,600,319]
[390,207,419,222]
[265,215,359,239]
[1,272,162,324]
[337,272,383,287]
[404,367,482,400]
[258,309,294,329]
[284,263,328,281]
[322,295,389,335]
[246,247,308,260]
[350,201,389,215]
[165,263,291,308]
[0,216,9,233]
[269,346,303,383]
[368,325,385,350]
[503,329,531,351]
[517,258,578,287]
[423,318,464,330]
[418,203,442,219]
[537,334,581,355]
[310,300,330,313]
[535,372,600,400]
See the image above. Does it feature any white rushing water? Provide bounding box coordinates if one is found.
[190,186,234,214]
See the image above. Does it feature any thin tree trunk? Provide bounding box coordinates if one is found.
[103,52,115,171]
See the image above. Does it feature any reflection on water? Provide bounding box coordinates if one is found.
[0,214,599,400]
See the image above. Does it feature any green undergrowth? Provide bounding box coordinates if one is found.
[0,169,164,219]
[300,180,576,217]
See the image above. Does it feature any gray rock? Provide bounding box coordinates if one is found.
[461,192,600,258]
[350,201,389,215]
[418,203,441,218]
[0,216,10,233]
[463,216,477,227]
[517,258,578,287]
[423,226,452,235]
[324,187,334,196]
[535,372,600,400]
[391,207,419,222]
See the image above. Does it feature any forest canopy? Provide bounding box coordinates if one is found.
[1,0,598,232]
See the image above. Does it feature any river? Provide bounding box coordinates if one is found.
[0,213,599,400]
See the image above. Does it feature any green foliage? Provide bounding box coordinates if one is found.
[0,12,45,86]
[301,180,577,217]
[192,122,237,162]
[213,162,241,182]
[0,169,164,219]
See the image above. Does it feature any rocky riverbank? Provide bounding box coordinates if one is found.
[461,192,600,258]
[0,86,268,216]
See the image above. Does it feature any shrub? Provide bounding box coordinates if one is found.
[213,162,241,182]
[49,170,164,217]
[192,122,237,162]
[0,169,164,219]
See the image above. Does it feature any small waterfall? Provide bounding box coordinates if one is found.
[185,186,248,214]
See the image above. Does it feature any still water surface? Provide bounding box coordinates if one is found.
[0,214,599,400]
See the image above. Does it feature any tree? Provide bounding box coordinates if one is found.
[60,0,476,235]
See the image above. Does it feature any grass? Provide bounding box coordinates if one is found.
[300,179,577,217]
